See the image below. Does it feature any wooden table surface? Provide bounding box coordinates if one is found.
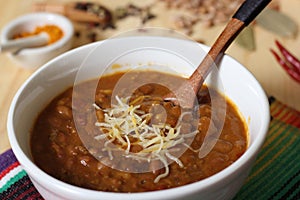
[1,0,300,154]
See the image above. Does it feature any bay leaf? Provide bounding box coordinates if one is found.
[256,8,298,38]
[236,25,256,51]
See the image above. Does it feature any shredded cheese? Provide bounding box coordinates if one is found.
[94,96,198,182]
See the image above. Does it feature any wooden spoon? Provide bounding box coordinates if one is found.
[164,0,272,108]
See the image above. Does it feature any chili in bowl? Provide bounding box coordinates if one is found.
[7,36,270,200]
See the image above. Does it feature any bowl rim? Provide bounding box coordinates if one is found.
[1,12,74,55]
[7,36,270,199]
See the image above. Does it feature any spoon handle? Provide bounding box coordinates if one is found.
[188,0,271,94]
[0,33,48,53]
[233,0,272,25]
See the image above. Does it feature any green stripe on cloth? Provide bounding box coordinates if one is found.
[234,100,300,200]
[0,169,27,193]
[271,170,300,200]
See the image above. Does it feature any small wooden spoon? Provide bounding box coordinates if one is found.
[164,0,271,108]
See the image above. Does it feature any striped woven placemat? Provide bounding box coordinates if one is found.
[0,98,299,200]
[234,97,300,200]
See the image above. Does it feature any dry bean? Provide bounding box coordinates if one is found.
[169,105,181,118]
[66,158,75,170]
[152,113,167,124]
[51,143,63,159]
[56,105,72,119]
[198,116,210,128]
[167,116,178,127]
[66,145,77,156]
[131,144,143,153]
[75,113,87,126]
[118,172,131,180]
[96,109,104,122]
[138,84,154,95]
[48,116,63,129]
[198,104,211,117]
[55,132,67,144]
[213,139,233,154]
[57,97,71,106]
[182,113,193,122]
[95,92,107,104]
[180,123,192,134]
[75,145,89,154]
[150,105,167,124]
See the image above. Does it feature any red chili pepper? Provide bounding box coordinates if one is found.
[275,40,300,74]
[270,49,300,83]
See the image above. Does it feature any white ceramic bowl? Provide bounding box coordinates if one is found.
[1,12,73,70]
[7,36,270,200]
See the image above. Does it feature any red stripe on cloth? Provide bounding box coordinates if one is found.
[15,185,37,200]
[286,114,300,129]
[271,101,300,129]
[3,179,31,200]
[294,118,300,128]
[273,106,287,119]
[282,112,296,125]
[270,102,282,116]
[279,110,300,129]
[285,113,295,123]
[0,161,19,179]
[29,192,44,200]
[272,107,285,120]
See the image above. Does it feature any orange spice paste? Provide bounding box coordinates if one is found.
[13,25,63,45]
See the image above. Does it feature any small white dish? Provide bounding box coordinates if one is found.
[1,12,74,70]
